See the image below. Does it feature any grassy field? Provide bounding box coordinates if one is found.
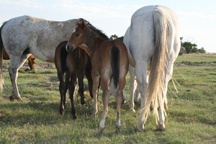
[0,54,215,143]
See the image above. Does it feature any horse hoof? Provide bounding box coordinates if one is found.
[97,127,105,136]
[122,99,127,104]
[156,123,165,131]
[93,110,98,118]
[72,114,78,119]
[17,97,23,102]
[131,108,136,113]
[93,113,96,118]
[115,127,121,134]
[81,101,85,105]
[59,110,64,115]
[9,96,15,101]
[136,124,145,132]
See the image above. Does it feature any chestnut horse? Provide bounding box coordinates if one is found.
[67,19,129,135]
[54,41,92,119]
[3,48,36,70]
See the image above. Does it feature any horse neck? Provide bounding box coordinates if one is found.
[85,29,107,53]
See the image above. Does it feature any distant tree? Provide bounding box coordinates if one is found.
[179,46,185,55]
[110,34,124,41]
[182,42,193,54]
[180,37,206,54]
[117,36,124,41]
[191,44,198,53]
[198,47,206,53]
[110,34,118,40]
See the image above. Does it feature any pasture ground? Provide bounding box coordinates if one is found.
[0,53,215,143]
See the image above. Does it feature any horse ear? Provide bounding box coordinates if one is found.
[78,18,88,28]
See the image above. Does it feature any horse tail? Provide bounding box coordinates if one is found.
[111,46,120,88]
[0,22,6,92]
[60,43,68,74]
[142,7,170,122]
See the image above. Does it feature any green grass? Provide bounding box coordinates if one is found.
[0,54,215,143]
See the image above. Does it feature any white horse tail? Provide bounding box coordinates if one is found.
[0,22,6,92]
[143,7,170,122]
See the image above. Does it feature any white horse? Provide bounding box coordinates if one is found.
[123,5,180,131]
[0,15,79,101]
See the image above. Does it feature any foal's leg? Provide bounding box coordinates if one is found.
[78,74,85,105]
[58,72,69,115]
[98,78,110,135]
[115,90,123,133]
[9,54,30,101]
[135,61,148,131]
[92,74,100,118]
[134,80,140,103]
[115,76,127,133]
[129,65,136,112]
[85,62,93,98]
[58,73,65,115]
[69,76,77,119]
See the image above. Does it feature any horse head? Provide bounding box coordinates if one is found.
[66,18,90,53]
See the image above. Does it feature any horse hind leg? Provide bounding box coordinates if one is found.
[9,53,31,101]
[85,61,93,98]
[97,78,110,136]
[156,81,168,131]
[115,90,123,133]
[129,65,136,112]
[157,63,173,131]
[92,74,100,118]
[135,62,148,131]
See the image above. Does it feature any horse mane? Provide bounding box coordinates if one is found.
[86,22,109,40]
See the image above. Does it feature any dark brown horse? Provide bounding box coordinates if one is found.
[3,48,36,70]
[67,19,129,135]
[54,41,92,119]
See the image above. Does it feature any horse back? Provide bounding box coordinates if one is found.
[2,15,79,62]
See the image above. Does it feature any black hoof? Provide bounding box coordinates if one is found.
[81,100,85,105]
[122,99,127,104]
[59,109,64,115]
[9,96,15,101]
[72,114,78,119]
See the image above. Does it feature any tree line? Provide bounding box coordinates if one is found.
[110,35,206,55]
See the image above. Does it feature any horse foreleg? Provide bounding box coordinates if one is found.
[64,72,70,109]
[58,72,67,115]
[78,74,85,105]
[8,67,21,101]
[59,80,66,115]
[69,76,77,119]
[9,54,30,101]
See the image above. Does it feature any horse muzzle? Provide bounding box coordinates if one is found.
[66,43,75,52]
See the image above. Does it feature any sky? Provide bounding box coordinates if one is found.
[0,0,215,53]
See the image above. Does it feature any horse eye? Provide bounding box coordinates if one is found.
[75,33,80,37]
